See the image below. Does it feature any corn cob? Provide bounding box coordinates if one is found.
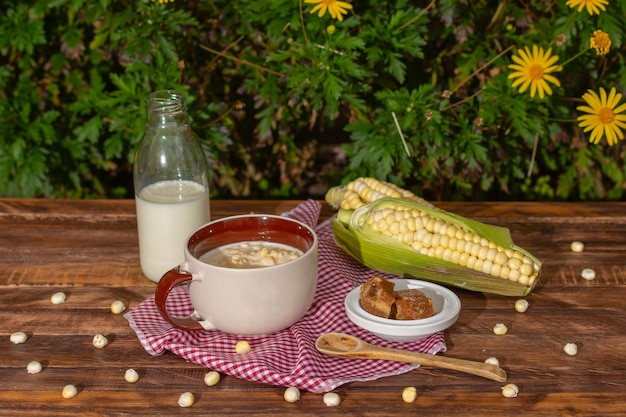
[325,177,433,210]
[333,198,541,296]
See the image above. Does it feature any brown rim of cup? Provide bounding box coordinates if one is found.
[187,215,316,261]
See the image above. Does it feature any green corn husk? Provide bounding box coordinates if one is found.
[333,198,542,296]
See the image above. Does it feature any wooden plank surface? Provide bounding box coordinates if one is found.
[1,198,625,416]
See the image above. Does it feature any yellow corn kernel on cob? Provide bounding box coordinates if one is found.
[333,198,541,296]
[325,177,433,210]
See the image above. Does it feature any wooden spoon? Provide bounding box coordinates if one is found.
[315,332,507,382]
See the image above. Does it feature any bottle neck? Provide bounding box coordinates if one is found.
[146,90,189,126]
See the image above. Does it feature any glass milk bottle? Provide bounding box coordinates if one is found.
[133,90,210,283]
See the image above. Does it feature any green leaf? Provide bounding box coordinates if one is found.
[266,50,294,63]
[598,12,622,48]
[62,25,81,49]
[387,52,407,83]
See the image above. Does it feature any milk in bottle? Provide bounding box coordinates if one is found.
[133,90,210,282]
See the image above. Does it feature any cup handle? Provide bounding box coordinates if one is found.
[155,266,205,331]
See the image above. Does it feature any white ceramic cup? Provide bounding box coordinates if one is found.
[154,214,318,336]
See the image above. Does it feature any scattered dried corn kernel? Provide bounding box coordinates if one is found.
[10,331,28,344]
[570,241,584,253]
[27,361,43,374]
[62,384,78,399]
[92,334,109,349]
[50,292,67,305]
[581,268,596,280]
[564,343,578,356]
[235,340,251,354]
[283,386,301,403]
[401,386,417,403]
[203,371,220,387]
[514,299,529,313]
[177,392,195,407]
[493,323,508,335]
[124,368,139,383]
[501,383,519,398]
[110,300,126,315]
[484,357,500,367]
[323,392,341,407]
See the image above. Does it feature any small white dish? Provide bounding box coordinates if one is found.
[344,278,461,342]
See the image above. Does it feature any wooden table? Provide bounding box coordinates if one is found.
[1,198,625,416]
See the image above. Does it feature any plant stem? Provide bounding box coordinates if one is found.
[527,133,539,178]
[398,0,436,30]
[199,44,284,77]
[299,0,309,45]
[200,101,243,128]
[452,45,514,93]
[441,87,486,111]
[560,48,590,67]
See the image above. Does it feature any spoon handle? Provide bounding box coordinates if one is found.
[367,345,507,382]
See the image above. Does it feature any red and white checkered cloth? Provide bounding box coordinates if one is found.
[125,200,446,393]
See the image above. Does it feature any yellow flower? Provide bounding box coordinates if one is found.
[590,30,611,55]
[565,0,608,15]
[305,0,353,21]
[153,0,174,2]
[508,45,562,99]
[577,87,626,145]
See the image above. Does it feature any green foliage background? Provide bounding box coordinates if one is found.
[1,0,625,200]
